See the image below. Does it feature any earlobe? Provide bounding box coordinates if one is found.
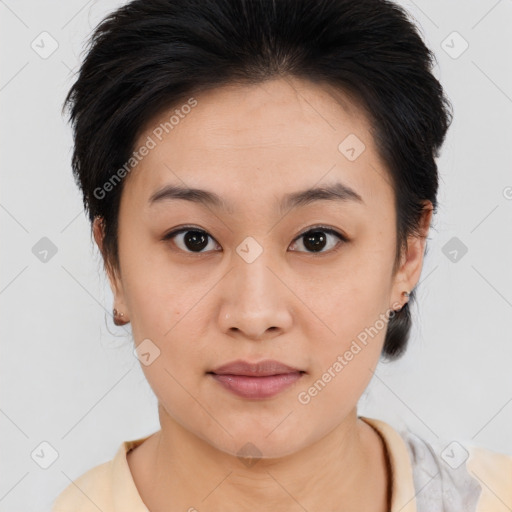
[113,308,129,326]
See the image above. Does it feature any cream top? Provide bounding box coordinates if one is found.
[51,416,512,511]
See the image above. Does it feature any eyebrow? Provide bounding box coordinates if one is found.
[148,181,364,213]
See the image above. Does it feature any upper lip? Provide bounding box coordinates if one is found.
[209,359,304,376]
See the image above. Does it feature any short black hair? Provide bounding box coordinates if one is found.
[63,0,452,360]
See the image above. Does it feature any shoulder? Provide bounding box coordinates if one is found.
[466,444,512,511]
[51,436,151,512]
[400,426,512,512]
[51,459,113,512]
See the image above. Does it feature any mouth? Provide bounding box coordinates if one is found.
[209,359,305,376]
[207,359,306,399]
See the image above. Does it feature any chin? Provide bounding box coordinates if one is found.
[196,421,320,462]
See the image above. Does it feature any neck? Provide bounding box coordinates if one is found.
[128,407,390,511]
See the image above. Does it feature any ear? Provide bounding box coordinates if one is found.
[390,201,433,307]
[92,216,128,315]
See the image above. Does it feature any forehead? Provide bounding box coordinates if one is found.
[124,77,394,216]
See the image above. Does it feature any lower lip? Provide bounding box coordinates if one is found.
[209,372,304,399]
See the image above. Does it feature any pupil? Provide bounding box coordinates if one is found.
[185,230,208,251]
[304,231,326,252]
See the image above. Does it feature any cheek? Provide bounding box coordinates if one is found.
[124,281,172,341]
[301,253,392,341]
[299,317,386,414]
[119,245,198,340]
[300,254,393,399]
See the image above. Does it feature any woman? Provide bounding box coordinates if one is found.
[52,0,512,510]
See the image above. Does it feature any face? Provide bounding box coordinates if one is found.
[95,77,430,458]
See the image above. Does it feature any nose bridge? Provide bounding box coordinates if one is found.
[233,240,280,308]
[219,239,292,338]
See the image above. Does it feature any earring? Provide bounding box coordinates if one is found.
[113,308,129,326]
[394,290,410,312]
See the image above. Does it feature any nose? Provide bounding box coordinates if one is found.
[218,250,293,341]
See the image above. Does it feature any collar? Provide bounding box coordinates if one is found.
[360,416,417,512]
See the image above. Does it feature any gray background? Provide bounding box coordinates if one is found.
[1,1,511,510]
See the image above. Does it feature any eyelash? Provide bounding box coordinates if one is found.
[162,225,348,256]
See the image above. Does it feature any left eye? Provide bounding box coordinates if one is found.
[290,227,346,254]
[164,228,219,253]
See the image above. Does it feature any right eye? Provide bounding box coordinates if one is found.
[162,227,221,253]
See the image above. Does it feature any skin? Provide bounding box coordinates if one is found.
[93,76,432,511]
